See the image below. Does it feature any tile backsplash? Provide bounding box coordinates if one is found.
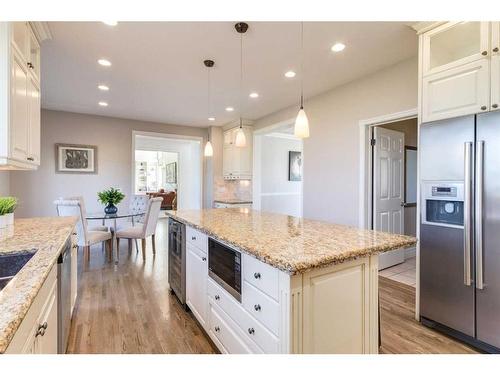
[213,177,252,203]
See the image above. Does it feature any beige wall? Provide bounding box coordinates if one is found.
[254,57,418,226]
[0,171,9,196]
[10,110,209,218]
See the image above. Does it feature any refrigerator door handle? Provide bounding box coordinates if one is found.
[464,142,473,286]
[475,140,485,290]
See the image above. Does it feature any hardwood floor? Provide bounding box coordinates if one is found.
[379,276,479,354]
[67,218,478,354]
[66,218,216,354]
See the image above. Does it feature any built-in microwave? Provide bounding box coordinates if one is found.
[208,238,241,302]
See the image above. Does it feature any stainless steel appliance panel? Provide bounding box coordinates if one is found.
[168,218,186,305]
[420,115,475,181]
[419,116,475,337]
[420,224,475,336]
[475,112,500,348]
[57,239,72,354]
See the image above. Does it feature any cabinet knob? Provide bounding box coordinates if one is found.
[191,236,196,240]
[254,304,261,311]
[27,62,34,69]
[215,295,220,300]
[253,272,261,279]
[202,257,207,261]
[493,104,499,109]
[481,105,487,111]
[27,157,34,161]
[482,51,488,56]
[493,47,499,53]
[214,326,220,332]
[248,328,255,335]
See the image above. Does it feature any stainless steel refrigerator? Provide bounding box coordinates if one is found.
[420,112,500,353]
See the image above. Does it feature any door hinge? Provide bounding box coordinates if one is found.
[370,138,376,146]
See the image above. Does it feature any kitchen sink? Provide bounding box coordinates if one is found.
[0,251,36,291]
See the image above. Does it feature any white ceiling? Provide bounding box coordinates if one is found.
[41,22,417,127]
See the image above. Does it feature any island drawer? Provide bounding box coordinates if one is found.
[186,226,207,253]
[242,254,279,301]
[208,278,279,353]
[208,300,263,354]
[242,281,280,336]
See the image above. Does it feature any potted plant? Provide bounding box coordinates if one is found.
[0,197,17,228]
[98,188,125,214]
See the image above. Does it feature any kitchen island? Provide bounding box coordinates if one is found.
[166,208,416,354]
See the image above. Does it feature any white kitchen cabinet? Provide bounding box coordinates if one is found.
[0,22,41,170]
[186,243,208,329]
[183,222,379,354]
[490,22,500,112]
[6,264,58,354]
[222,126,253,180]
[419,22,500,123]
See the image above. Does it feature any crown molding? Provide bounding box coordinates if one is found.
[30,22,52,42]
[410,21,446,34]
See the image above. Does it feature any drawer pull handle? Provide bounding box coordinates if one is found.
[482,50,488,56]
[35,322,48,337]
[215,295,220,301]
[248,328,255,335]
[493,47,499,53]
[202,257,207,261]
[481,105,487,111]
[214,326,220,332]
[254,304,261,311]
[253,272,261,279]
[191,236,196,240]
[493,104,499,109]
[27,157,34,161]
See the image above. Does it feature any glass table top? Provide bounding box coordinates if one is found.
[86,211,146,220]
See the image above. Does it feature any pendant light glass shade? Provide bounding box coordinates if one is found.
[235,127,246,147]
[204,140,214,157]
[294,107,310,139]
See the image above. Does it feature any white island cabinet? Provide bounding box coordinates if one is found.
[185,225,380,354]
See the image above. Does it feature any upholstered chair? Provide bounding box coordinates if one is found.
[115,197,163,259]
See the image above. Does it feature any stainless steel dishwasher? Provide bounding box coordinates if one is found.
[57,238,72,354]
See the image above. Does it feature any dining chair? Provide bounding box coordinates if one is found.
[115,197,163,259]
[54,198,113,260]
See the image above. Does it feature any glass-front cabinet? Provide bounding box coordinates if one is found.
[422,22,490,76]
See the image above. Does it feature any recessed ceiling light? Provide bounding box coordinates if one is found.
[331,42,346,52]
[285,71,296,78]
[225,107,234,112]
[249,92,259,98]
[208,117,215,121]
[98,84,109,91]
[98,101,108,107]
[102,21,118,26]
[98,59,112,67]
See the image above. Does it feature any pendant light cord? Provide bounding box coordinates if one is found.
[239,29,243,129]
[300,21,304,109]
[207,66,211,141]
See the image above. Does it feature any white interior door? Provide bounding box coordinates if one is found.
[373,127,405,270]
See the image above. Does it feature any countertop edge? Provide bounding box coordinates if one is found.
[0,217,77,354]
[165,212,417,275]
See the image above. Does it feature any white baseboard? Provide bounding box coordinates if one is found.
[405,246,416,259]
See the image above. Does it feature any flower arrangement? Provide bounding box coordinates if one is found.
[0,196,18,227]
[97,188,125,214]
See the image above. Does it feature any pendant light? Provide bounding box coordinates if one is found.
[234,22,248,148]
[294,22,310,139]
[204,59,214,157]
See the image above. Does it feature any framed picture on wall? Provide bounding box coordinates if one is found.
[55,143,97,174]
[165,162,177,183]
[288,151,302,181]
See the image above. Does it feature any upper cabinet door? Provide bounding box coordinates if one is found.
[11,22,29,61]
[490,22,500,112]
[422,59,490,123]
[422,22,490,76]
[28,27,41,83]
[11,51,30,162]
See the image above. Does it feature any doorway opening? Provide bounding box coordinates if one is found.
[360,110,418,287]
[132,132,203,210]
[253,119,303,217]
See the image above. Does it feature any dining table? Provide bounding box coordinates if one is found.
[86,211,145,262]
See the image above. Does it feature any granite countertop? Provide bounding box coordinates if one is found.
[167,209,417,275]
[214,199,253,204]
[0,217,77,353]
